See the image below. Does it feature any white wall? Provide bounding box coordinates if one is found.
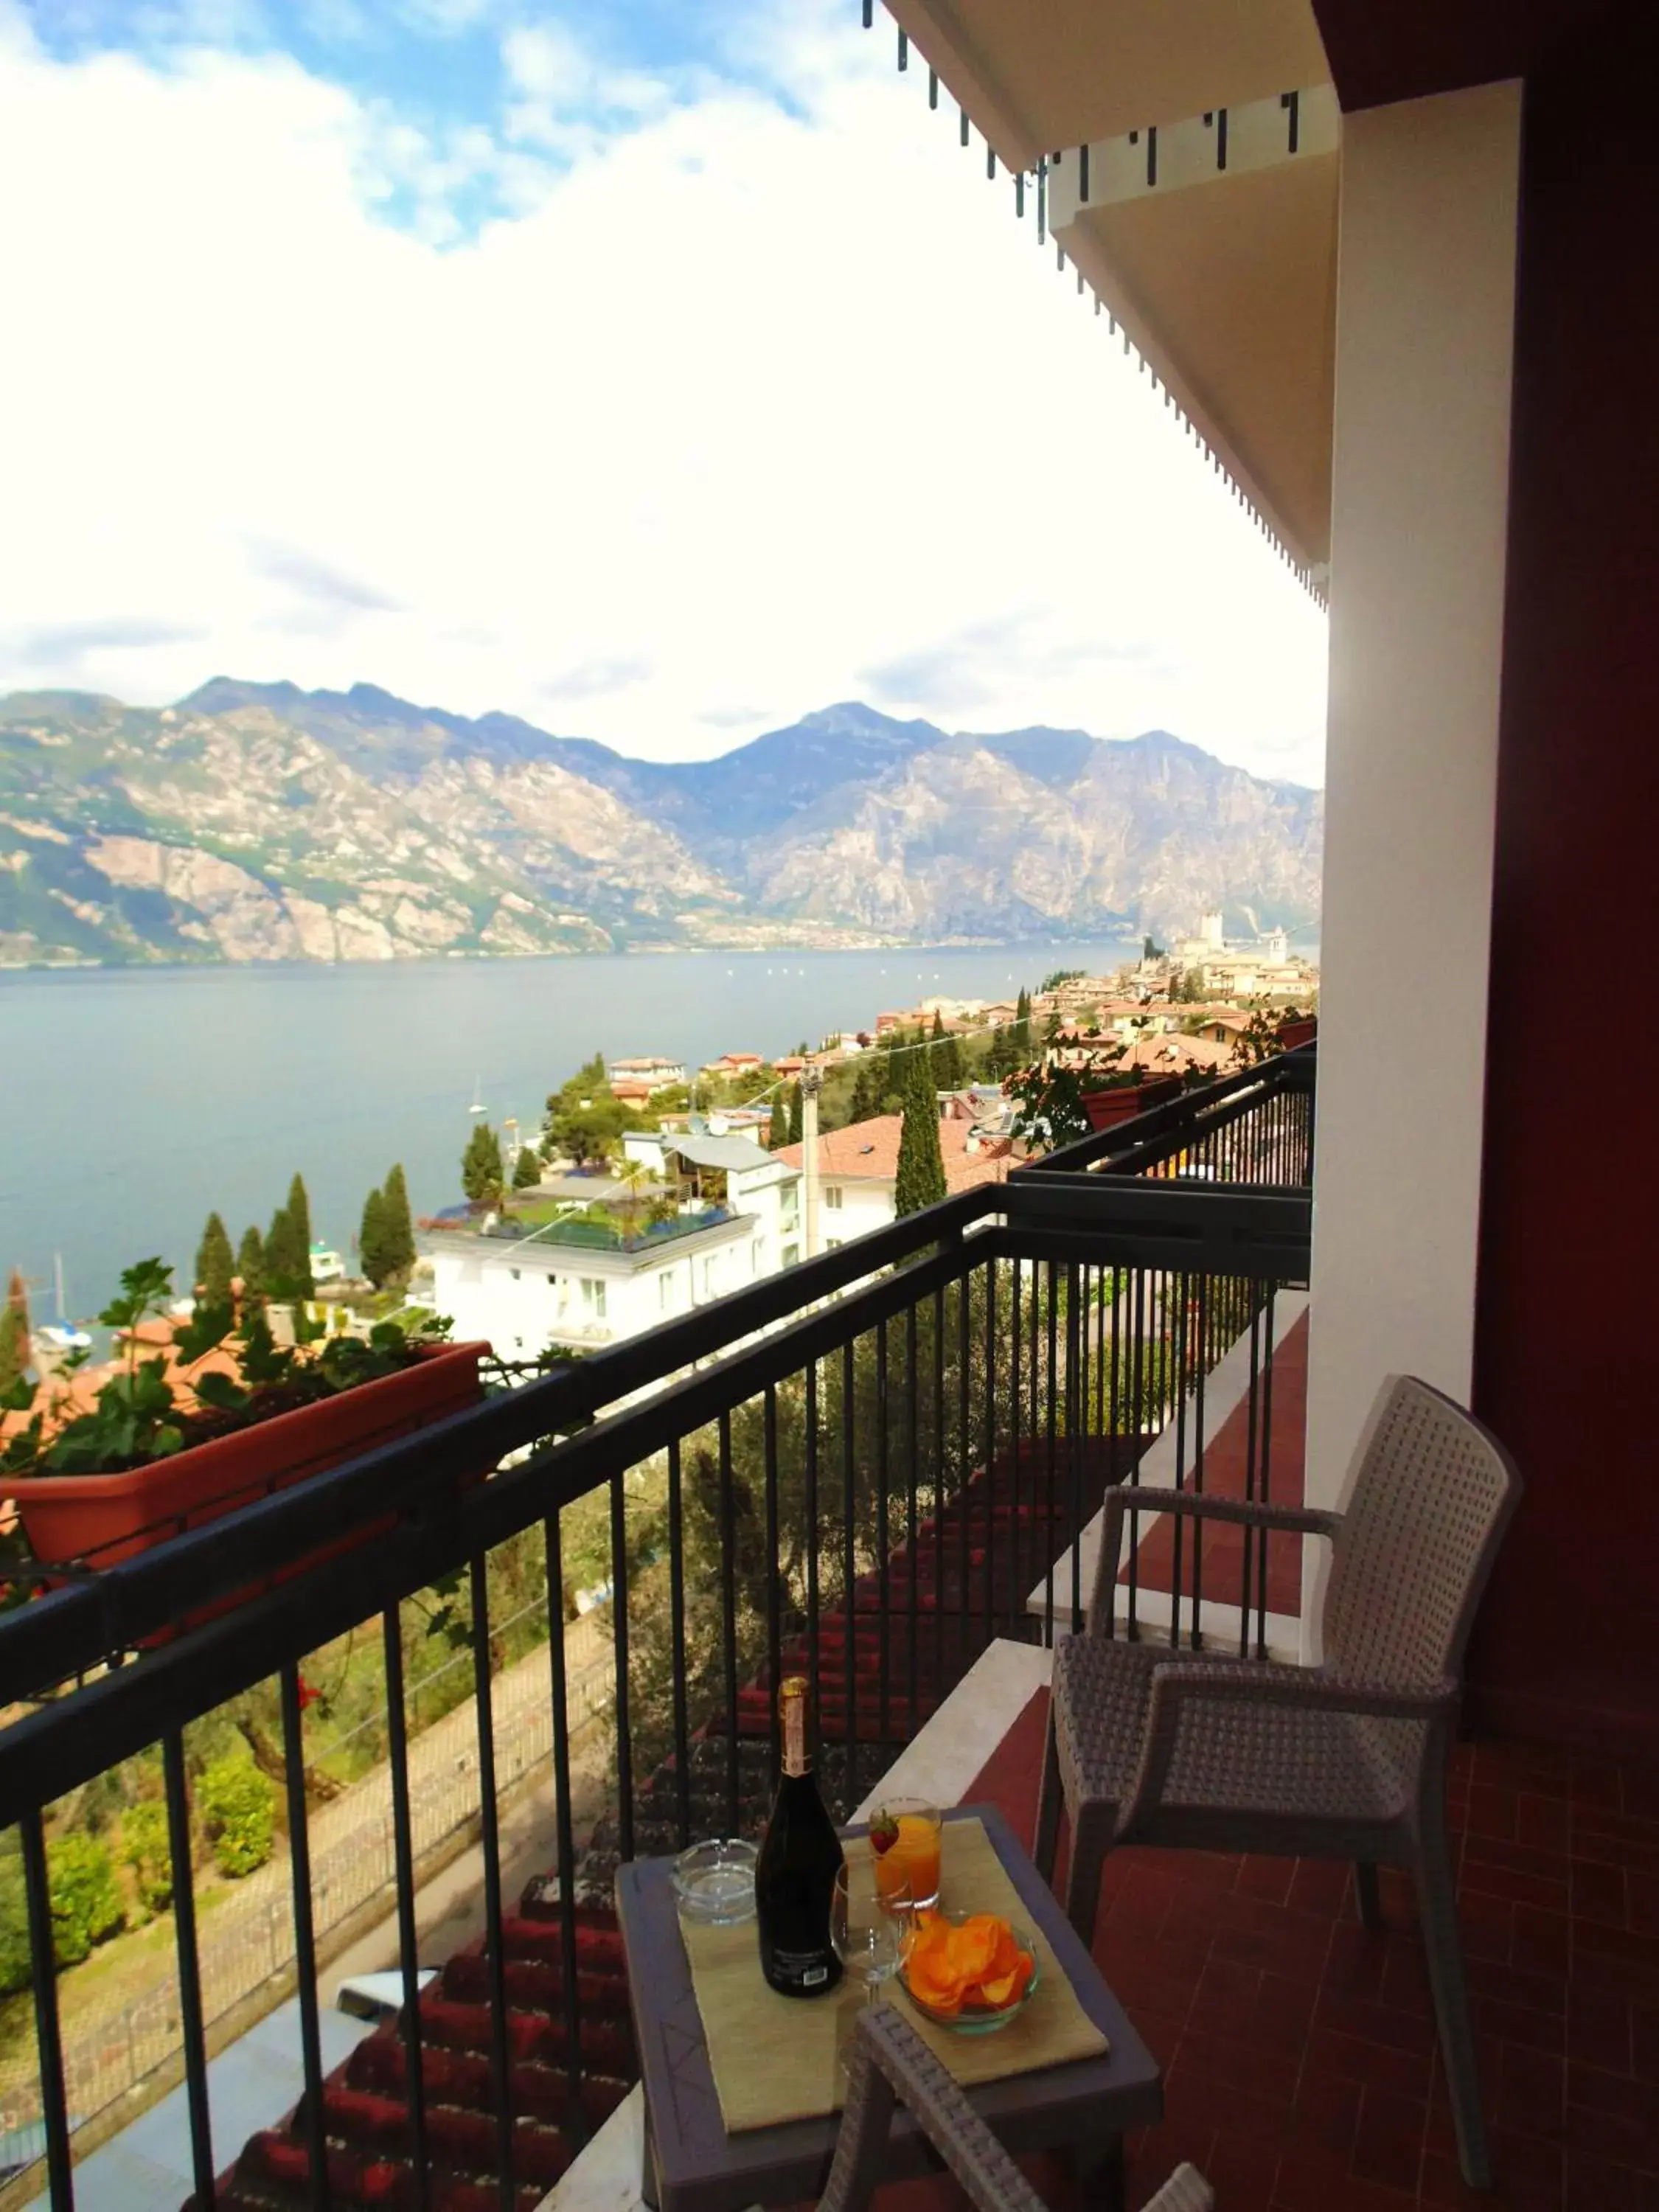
[430,1220,763,1358]
[820,1180,895,1249]
[1304,81,1521,1640]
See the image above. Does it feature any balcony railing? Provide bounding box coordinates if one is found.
[0,1053,1312,2211]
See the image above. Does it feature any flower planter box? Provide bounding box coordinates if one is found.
[12,1340,490,1579]
[1276,1018,1317,1051]
[1081,1077,1182,1133]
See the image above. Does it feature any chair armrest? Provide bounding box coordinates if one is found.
[821,2006,1047,2212]
[1116,1660,1460,1838]
[1089,1486,1342,1631]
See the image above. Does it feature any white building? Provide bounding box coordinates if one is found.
[777,1113,1013,1253]
[428,1208,765,1359]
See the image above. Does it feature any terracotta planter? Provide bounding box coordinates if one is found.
[1276,1018,1317,1051]
[11,1340,490,1579]
[1081,1077,1182,1132]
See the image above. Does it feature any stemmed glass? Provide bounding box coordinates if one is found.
[831,1856,914,2015]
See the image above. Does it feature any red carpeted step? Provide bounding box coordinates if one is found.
[440,1949,632,2016]
[415,1992,634,2072]
[348,2027,631,2127]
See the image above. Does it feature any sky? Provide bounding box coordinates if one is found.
[0,0,1330,785]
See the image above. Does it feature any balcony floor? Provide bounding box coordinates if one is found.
[950,1688,1659,2212]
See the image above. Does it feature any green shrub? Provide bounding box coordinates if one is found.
[198,1759,276,1879]
[45,1834,123,1966]
[0,1851,29,1995]
[121,1801,173,1913]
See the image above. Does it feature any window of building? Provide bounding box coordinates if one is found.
[826,1237,844,1251]
[580,1278,607,1320]
[824,1186,844,1211]
[510,1268,521,1281]
[659,1273,676,1312]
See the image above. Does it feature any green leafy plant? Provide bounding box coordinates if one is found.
[0,1260,451,1482]
[1008,1028,1165,1150]
[197,1758,276,1878]
[120,1800,173,1914]
[44,1834,124,1965]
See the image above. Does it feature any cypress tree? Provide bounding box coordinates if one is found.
[850,1061,883,1124]
[359,1188,391,1289]
[511,1144,541,1189]
[265,1176,315,1298]
[286,1175,314,1292]
[462,1122,504,1206]
[236,1225,265,1301]
[787,1084,804,1147]
[0,1268,29,1394]
[1012,987,1032,1058]
[769,1094,789,1150]
[930,1011,965,1092]
[194,1212,235,1307]
[380,1164,417,1274]
[894,1054,948,1218]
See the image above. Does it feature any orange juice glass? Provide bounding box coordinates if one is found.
[869,1797,942,1911]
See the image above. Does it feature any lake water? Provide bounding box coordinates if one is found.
[1,939,1222,1325]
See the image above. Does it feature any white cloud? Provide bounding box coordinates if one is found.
[0,6,1329,784]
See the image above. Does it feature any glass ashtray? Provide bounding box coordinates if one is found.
[672,1838,758,1925]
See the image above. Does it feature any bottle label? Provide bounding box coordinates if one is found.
[771,1947,832,1990]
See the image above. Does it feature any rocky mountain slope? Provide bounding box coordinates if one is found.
[0,682,1321,965]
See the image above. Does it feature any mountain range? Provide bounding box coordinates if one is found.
[0,681,1322,966]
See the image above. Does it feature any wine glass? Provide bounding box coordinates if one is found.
[831,1856,913,2011]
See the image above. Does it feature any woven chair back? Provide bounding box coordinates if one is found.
[1322,1375,1523,1688]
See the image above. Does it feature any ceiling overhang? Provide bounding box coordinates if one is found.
[880,0,1338,580]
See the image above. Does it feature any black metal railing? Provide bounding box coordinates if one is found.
[1026,1040,1315,1186]
[0,1060,1312,2212]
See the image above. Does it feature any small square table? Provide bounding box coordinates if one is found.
[615,1803,1162,2212]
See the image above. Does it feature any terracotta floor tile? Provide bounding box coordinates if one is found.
[1352,2087,1430,2194]
[1281,2068,1362,2171]
[1464,1953,1569,2017]
[1517,1795,1574,1854]
[1565,1986,1632,2076]
[961,1691,1659,2212]
[1563,2062,1659,2168]
[1470,1993,1567,2055]
[1236,1855,1296,1906]
[1461,1858,1573,1913]
[1628,1873,1659,1938]
[1568,1757,1627,1815]
[1177,2023,1302,2107]
[1495,2043,1567,2143]
[1316,1987,1440,2058]
[1570,1859,1630,1929]
[1272,2153,1418,2211]
[1468,1784,1521,1841]
[1188,1954,1262,2040]
[1511,1907,1571,1980]
[1302,2024,1436,2102]
[1563,2150,1652,2212]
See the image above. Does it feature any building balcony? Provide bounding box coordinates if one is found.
[4,1048,1648,2212]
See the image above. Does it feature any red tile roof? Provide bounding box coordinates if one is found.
[777,1115,1013,1192]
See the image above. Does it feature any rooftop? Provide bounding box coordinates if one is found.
[776,1112,1015,1190]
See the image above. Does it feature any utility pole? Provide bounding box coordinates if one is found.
[800,1065,824,1259]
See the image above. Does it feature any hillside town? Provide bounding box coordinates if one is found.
[418,919,1316,1360]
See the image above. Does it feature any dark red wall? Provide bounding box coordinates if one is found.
[1467,0,1659,1761]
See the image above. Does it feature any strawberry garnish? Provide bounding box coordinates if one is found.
[869,1811,900,1855]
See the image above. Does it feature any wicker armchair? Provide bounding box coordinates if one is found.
[821,2003,1211,2212]
[1034,1373,1522,2189]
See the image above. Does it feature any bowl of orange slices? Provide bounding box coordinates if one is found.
[899,1911,1040,2034]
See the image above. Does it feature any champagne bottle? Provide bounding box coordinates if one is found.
[754,1675,844,1997]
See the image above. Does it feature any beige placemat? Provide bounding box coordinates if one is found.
[679,1818,1109,2134]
